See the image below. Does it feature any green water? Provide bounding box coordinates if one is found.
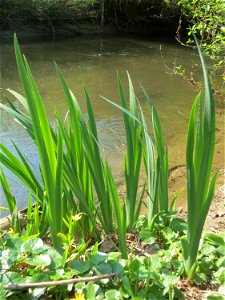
[1,35,224,210]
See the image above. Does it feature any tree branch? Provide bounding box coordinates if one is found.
[5,273,118,290]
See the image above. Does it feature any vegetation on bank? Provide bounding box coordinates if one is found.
[1,219,224,299]
[0,0,178,29]
[1,0,225,65]
[0,35,224,299]
[177,0,225,66]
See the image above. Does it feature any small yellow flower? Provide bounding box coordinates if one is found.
[73,293,85,300]
[71,213,82,222]
[0,206,8,211]
[7,227,14,234]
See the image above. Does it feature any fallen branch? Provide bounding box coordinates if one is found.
[5,273,119,290]
[0,204,37,231]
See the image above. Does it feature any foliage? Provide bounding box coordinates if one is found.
[55,63,114,236]
[0,0,180,32]
[1,35,115,246]
[114,74,143,231]
[1,35,147,258]
[181,37,218,279]
[1,215,224,299]
[0,0,100,28]
[141,87,169,220]
[13,35,67,251]
[0,34,219,295]
[0,168,21,234]
[177,0,225,65]
[102,76,169,227]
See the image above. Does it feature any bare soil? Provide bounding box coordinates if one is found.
[177,181,225,233]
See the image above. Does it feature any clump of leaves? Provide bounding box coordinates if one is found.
[1,213,224,300]
[177,0,225,66]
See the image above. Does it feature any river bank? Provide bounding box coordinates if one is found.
[0,21,180,45]
[0,0,181,42]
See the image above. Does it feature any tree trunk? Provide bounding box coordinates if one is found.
[101,0,105,27]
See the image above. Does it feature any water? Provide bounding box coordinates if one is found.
[1,35,224,213]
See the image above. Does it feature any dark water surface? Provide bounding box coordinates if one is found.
[1,35,224,212]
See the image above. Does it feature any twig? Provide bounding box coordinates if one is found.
[175,36,196,49]
[5,273,118,290]
[133,246,151,257]
[175,15,196,49]
[198,290,224,294]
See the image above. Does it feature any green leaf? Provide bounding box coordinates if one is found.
[218,283,225,295]
[32,287,46,300]
[105,289,121,299]
[170,218,187,232]
[204,232,225,247]
[25,254,51,267]
[150,254,162,272]
[217,246,225,256]
[130,259,140,281]
[47,248,63,269]
[171,260,184,274]
[121,275,134,297]
[5,237,23,250]
[86,282,96,300]
[107,252,121,260]
[110,261,124,275]
[214,267,225,284]
[216,257,225,268]
[0,285,6,300]
[70,261,91,275]
[75,282,85,292]
[140,229,156,244]
[138,265,149,280]
[174,287,185,300]
[199,258,213,275]
[49,269,65,280]
[0,250,20,270]
[91,253,107,266]
[27,273,50,283]
[94,263,112,274]
[21,238,44,254]
[1,272,24,286]
[201,244,216,256]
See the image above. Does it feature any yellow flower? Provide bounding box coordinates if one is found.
[74,293,85,300]
[71,213,82,222]
[0,206,8,211]
[7,227,14,234]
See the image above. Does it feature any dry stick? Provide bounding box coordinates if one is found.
[175,15,196,49]
[175,36,196,49]
[5,273,118,290]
